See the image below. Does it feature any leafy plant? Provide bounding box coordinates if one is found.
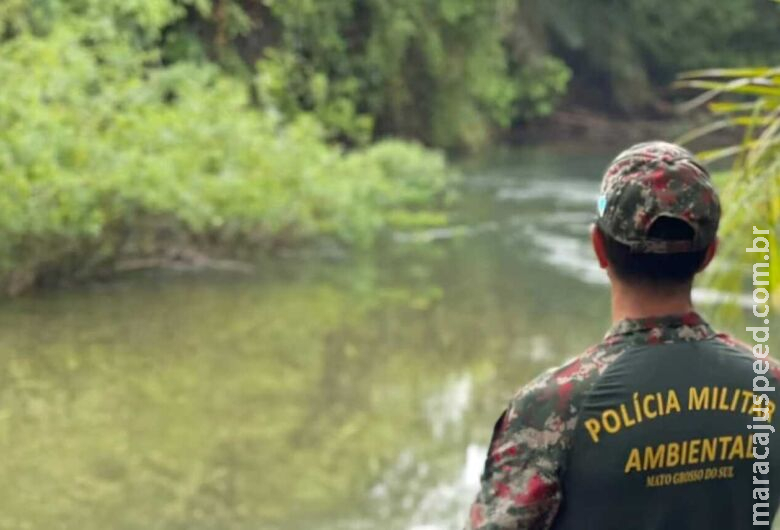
[0,0,452,294]
[675,66,780,308]
[255,0,556,149]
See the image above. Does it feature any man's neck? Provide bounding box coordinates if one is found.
[610,282,694,324]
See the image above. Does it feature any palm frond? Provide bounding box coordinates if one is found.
[678,66,780,311]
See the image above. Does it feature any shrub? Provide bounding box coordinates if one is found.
[0,5,451,293]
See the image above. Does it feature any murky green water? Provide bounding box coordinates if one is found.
[0,147,768,530]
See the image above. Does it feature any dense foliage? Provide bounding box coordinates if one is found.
[676,66,780,308]
[157,0,570,149]
[517,0,780,113]
[141,0,779,144]
[0,0,450,294]
[199,0,779,142]
[5,0,779,149]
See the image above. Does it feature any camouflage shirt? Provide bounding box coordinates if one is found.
[465,311,770,530]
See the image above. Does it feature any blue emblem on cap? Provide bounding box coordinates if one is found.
[597,195,607,217]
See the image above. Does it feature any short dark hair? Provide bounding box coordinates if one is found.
[600,216,708,287]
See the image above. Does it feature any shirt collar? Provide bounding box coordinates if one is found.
[604,311,715,344]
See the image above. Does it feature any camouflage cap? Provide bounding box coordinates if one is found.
[596,141,720,253]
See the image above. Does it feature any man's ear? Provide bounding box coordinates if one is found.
[698,238,718,272]
[591,224,609,269]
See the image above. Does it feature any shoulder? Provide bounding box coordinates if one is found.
[468,344,629,529]
[713,331,753,352]
[713,332,780,379]
[510,343,624,411]
[500,343,625,444]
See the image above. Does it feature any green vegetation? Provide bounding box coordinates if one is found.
[183,0,779,142]
[249,0,569,149]
[0,1,450,294]
[677,66,780,307]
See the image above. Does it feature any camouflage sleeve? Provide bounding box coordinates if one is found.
[465,319,759,528]
[465,355,593,530]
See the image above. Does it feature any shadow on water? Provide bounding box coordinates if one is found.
[0,147,771,530]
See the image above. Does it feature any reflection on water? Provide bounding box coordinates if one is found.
[0,147,766,530]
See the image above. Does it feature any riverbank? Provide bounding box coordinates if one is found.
[509,106,741,149]
[0,134,451,296]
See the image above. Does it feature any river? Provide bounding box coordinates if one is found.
[0,146,769,529]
